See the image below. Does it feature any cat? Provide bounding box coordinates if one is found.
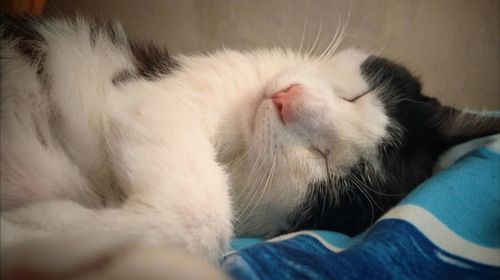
[1,16,499,277]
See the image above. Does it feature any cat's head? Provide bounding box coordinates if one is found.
[217,48,500,237]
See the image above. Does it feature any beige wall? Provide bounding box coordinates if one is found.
[47,0,499,110]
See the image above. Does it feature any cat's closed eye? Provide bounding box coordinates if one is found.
[342,90,370,102]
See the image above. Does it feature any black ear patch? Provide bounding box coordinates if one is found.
[287,55,487,236]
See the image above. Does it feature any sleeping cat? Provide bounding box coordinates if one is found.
[1,16,499,276]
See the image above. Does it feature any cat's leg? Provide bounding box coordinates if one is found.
[104,91,234,260]
[1,91,233,262]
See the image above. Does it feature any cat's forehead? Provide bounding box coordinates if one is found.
[321,49,371,95]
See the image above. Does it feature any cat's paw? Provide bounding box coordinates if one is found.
[181,207,234,262]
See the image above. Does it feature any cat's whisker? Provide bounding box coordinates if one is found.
[317,14,342,63]
[360,163,407,197]
[239,167,267,211]
[376,39,391,56]
[303,20,314,59]
[248,154,276,217]
[355,183,376,225]
[271,26,287,54]
[307,19,322,58]
[318,153,335,214]
[320,182,328,217]
[396,98,431,106]
[235,171,263,222]
[348,174,378,225]
[237,153,276,225]
[362,183,406,197]
[320,7,351,64]
[324,16,348,61]
[234,146,264,201]
[350,174,385,212]
[298,16,308,56]
[235,146,272,221]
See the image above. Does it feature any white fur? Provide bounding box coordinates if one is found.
[0,18,389,275]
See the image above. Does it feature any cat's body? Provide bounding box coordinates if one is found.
[1,17,499,277]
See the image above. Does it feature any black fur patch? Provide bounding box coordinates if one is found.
[1,15,48,87]
[85,18,179,83]
[129,42,178,80]
[288,56,461,236]
[1,15,44,63]
[112,42,178,85]
[111,69,136,86]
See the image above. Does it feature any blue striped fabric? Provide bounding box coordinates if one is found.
[222,146,500,279]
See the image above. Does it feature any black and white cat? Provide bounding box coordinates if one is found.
[1,17,499,277]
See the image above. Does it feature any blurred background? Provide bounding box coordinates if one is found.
[3,0,499,109]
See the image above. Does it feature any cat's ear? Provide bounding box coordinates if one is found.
[434,105,500,147]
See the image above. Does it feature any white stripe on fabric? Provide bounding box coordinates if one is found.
[380,204,500,267]
[267,230,344,252]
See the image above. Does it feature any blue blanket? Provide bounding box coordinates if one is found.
[221,146,500,279]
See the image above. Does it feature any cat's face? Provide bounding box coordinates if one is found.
[250,50,389,178]
[233,50,388,234]
[218,49,498,237]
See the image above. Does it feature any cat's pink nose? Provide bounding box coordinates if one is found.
[271,84,301,123]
